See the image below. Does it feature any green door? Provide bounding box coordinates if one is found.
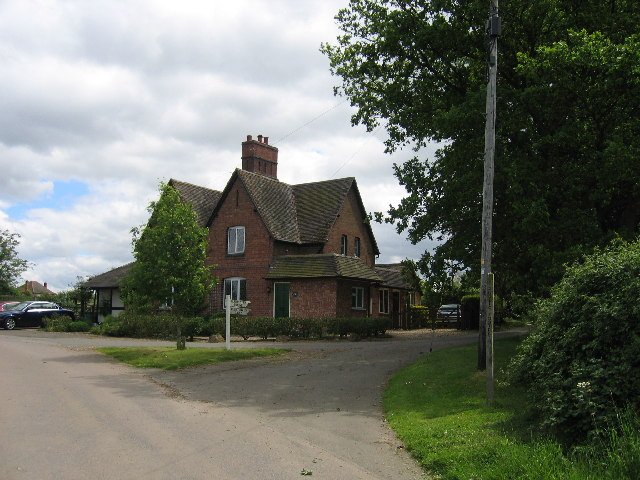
[274,283,290,318]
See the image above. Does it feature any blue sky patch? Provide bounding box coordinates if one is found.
[7,179,89,220]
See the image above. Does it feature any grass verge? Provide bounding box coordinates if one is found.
[97,346,290,370]
[383,337,639,480]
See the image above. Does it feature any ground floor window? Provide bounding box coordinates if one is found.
[379,289,389,314]
[223,277,246,307]
[351,286,364,309]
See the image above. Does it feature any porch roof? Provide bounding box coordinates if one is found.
[265,254,382,282]
[83,263,133,289]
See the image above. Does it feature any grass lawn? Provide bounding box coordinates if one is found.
[97,346,290,370]
[383,337,635,480]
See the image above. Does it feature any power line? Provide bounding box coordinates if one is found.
[330,126,382,178]
[275,99,349,144]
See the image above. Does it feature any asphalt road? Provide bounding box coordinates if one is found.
[0,328,526,480]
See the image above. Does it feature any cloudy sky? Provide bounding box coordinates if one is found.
[0,0,437,293]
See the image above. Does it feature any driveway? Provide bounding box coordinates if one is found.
[0,327,526,479]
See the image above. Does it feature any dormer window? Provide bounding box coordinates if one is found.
[341,235,347,255]
[228,226,245,254]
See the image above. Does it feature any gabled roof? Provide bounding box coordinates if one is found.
[238,170,299,243]
[83,263,133,289]
[376,267,410,290]
[265,254,382,282]
[208,169,379,254]
[169,179,222,228]
[293,177,355,244]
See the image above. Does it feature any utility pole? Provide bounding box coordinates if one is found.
[479,0,500,394]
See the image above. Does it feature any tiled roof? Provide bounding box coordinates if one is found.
[218,170,378,253]
[376,266,410,289]
[238,170,300,243]
[293,177,354,243]
[21,281,54,295]
[83,263,133,288]
[170,179,222,228]
[265,254,382,281]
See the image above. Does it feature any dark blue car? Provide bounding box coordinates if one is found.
[0,301,75,330]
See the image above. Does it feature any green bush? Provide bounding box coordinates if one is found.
[408,305,428,328]
[92,312,393,341]
[90,315,129,336]
[43,314,74,332]
[68,321,91,332]
[201,315,390,340]
[42,315,91,333]
[90,313,205,340]
[509,238,640,443]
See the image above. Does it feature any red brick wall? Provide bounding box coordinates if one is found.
[288,278,337,318]
[324,187,376,266]
[206,176,274,316]
[273,241,323,257]
[336,279,370,317]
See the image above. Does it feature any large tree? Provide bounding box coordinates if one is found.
[0,229,30,294]
[322,1,640,304]
[121,182,213,346]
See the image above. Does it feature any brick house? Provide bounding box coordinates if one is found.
[84,135,421,322]
[20,280,55,296]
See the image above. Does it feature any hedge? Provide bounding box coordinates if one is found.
[91,313,391,341]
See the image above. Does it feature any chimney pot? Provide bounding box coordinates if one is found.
[247,134,252,141]
[264,136,269,145]
[258,134,263,143]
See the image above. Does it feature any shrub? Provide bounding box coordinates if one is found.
[43,314,74,332]
[68,321,91,332]
[42,315,91,333]
[509,238,640,443]
[459,295,480,330]
[90,315,129,337]
[408,305,428,329]
[89,313,205,340]
[201,315,390,340]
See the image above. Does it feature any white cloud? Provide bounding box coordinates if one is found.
[0,0,437,293]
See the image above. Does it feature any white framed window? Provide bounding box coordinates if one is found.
[223,277,246,307]
[379,289,389,314]
[351,286,364,309]
[227,226,245,254]
[341,234,348,255]
[354,237,361,257]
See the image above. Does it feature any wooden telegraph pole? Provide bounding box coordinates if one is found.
[479,0,500,405]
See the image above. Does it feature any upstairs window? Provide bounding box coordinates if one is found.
[341,234,348,255]
[227,226,245,254]
[354,237,361,257]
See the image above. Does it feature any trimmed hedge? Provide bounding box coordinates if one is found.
[90,312,205,340]
[460,295,480,330]
[91,313,391,341]
[205,315,391,340]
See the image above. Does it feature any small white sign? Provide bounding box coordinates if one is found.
[230,300,251,308]
[230,307,251,316]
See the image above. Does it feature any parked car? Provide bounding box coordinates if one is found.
[437,304,461,323]
[0,301,75,330]
[0,301,20,311]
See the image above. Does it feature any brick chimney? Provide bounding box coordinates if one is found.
[241,134,278,179]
